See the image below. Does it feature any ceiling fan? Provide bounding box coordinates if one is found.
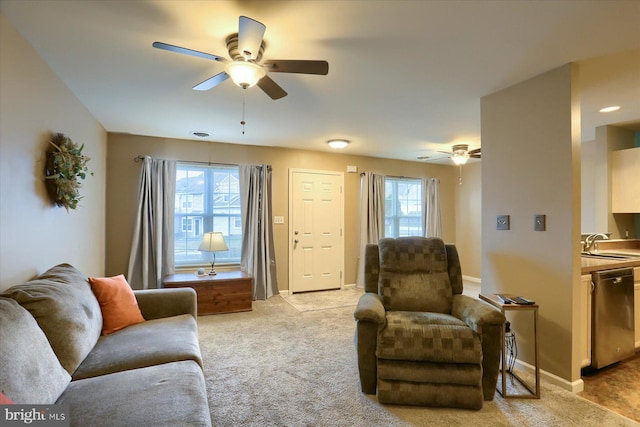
[438,144,481,165]
[152,16,329,100]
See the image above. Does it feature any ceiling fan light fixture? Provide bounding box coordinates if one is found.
[327,139,350,149]
[451,144,470,165]
[225,61,265,89]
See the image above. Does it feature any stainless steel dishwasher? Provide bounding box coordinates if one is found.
[591,267,635,369]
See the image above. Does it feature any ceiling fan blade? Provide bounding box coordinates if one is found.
[470,154,482,158]
[238,16,266,60]
[437,150,453,155]
[193,72,230,91]
[152,42,227,63]
[263,60,329,75]
[257,75,287,100]
[468,148,481,155]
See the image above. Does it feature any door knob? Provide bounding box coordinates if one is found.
[294,239,299,244]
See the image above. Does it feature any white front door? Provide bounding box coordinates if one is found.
[289,169,344,293]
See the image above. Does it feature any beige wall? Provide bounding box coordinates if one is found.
[0,14,107,292]
[105,133,464,292]
[454,162,482,278]
[480,64,582,384]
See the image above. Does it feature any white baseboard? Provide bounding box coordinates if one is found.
[463,275,481,284]
[511,358,584,393]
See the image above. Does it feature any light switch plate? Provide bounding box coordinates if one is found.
[273,216,285,224]
[496,215,510,230]
[534,214,546,231]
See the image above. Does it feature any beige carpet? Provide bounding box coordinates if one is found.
[282,286,363,312]
[197,289,638,427]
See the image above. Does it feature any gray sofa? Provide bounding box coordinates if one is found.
[0,263,211,427]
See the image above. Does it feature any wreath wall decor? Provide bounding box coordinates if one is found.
[44,132,92,211]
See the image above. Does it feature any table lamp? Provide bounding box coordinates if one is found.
[198,232,228,275]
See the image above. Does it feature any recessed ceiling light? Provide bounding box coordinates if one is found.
[191,131,211,138]
[599,106,621,113]
[327,139,350,149]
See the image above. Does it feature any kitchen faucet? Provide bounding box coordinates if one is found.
[584,233,609,253]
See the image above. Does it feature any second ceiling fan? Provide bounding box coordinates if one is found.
[153,16,329,100]
[439,144,481,165]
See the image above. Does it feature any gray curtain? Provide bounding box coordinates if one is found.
[423,177,442,238]
[356,172,385,288]
[239,164,278,300]
[127,156,176,289]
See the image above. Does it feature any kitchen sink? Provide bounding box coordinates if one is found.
[581,252,640,260]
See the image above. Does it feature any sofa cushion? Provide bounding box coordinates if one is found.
[72,314,202,380]
[1,264,103,374]
[89,275,145,335]
[378,237,452,313]
[57,361,212,427]
[0,297,71,404]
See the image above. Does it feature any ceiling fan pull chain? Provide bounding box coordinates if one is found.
[459,165,463,185]
[241,88,246,135]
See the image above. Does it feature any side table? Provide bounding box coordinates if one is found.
[479,293,540,399]
[163,271,253,316]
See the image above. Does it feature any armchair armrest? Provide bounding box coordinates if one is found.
[452,294,505,333]
[354,292,386,326]
[353,292,385,395]
[452,294,506,401]
[134,288,197,320]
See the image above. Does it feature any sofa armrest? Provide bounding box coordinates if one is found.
[134,288,197,320]
[354,292,386,325]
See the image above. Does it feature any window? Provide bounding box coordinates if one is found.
[384,177,422,238]
[174,164,241,266]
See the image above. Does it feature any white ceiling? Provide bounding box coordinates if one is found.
[2,0,639,163]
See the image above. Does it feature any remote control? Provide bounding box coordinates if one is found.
[497,294,513,304]
[512,296,534,305]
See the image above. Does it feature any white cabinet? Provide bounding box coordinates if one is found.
[580,274,593,368]
[611,147,640,213]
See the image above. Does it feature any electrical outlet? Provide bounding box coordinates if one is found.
[534,214,546,231]
[496,215,510,230]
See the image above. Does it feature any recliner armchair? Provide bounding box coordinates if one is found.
[354,237,505,409]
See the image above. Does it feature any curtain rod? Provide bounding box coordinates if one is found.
[359,172,418,180]
[359,172,439,182]
[133,155,237,168]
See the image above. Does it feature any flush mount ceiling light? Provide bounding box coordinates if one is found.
[327,139,350,149]
[224,61,266,89]
[599,105,621,113]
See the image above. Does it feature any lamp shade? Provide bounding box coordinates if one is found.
[225,61,266,89]
[198,232,229,253]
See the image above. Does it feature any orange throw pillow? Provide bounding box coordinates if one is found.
[0,391,14,404]
[89,275,145,335]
